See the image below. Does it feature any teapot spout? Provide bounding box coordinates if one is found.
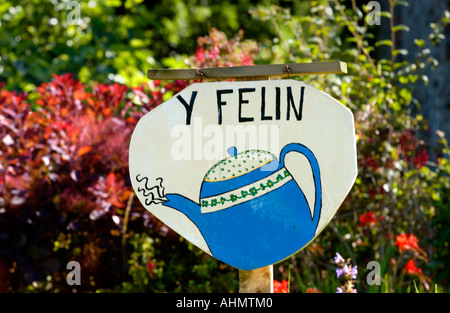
[163,193,204,228]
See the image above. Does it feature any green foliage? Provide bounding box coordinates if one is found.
[98,232,239,293]
[429,136,450,288]
[0,0,154,90]
[0,0,282,92]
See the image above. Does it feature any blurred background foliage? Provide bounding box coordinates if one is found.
[0,0,449,293]
[0,0,288,91]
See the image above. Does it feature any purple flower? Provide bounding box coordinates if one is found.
[336,264,349,278]
[334,253,358,293]
[334,252,345,265]
[350,265,358,279]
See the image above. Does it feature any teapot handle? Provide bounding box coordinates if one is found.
[279,143,322,227]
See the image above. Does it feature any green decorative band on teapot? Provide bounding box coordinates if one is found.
[200,168,291,213]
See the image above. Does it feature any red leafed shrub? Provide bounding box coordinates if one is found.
[0,74,188,291]
[0,28,254,293]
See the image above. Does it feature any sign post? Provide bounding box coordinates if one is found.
[130,62,356,293]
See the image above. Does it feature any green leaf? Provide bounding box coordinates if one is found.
[375,40,392,47]
[393,49,408,56]
[408,74,419,83]
[377,11,392,19]
[105,0,122,7]
[421,166,430,175]
[398,75,409,84]
[392,24,410,32]
[392,0,410,7]
[400,88,412,104]
[413,280,419,293]
[414,39,425,48]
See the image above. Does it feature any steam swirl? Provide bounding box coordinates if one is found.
[135,174,167,206]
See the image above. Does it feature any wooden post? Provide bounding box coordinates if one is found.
[239,266,273,293]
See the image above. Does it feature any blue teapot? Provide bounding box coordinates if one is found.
[163,143,322,270]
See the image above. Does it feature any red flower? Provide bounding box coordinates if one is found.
[358,211,378,227]
[403,259,422,275]
[147,261,155,278]
[403,259,432,290]
[273,279,289,293]
[395,233,420,253]
[414,149,428,169]
[305,287,321,293]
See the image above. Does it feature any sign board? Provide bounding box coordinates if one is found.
[129,79,357,270]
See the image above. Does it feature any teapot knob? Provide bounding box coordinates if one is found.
[227,146,238,157]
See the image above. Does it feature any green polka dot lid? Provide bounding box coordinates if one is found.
[204,146,276,182]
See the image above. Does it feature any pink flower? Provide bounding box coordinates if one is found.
[195,46,205,63]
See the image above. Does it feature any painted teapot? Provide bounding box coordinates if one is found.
[162,143,322,270]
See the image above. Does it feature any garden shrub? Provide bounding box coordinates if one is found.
[0,73,196,292]
[0,0,278,92]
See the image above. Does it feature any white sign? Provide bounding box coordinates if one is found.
[129,79,357,270]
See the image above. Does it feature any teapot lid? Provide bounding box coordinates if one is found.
[204,147,276,182]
